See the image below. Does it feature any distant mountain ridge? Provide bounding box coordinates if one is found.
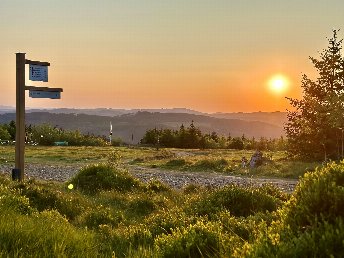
[0,107,287,126]
[0,111,285,143]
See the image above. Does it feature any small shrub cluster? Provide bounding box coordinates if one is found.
[187,184,283,217]
[190,158,229,172]
[68,163,142,194]
[245,161,344,257]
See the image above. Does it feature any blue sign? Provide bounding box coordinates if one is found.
[29,65,48,82]
[29,90,60,99]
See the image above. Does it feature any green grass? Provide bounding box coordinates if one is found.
[0,160,343,257]
[129,148,319,179]
[0,145,157,165]
[0,146,321,179]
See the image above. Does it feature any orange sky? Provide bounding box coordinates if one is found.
[0,1,342,113]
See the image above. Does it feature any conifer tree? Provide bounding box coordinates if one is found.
[285,30,344,160]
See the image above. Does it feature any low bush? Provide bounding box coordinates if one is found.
[17,181,87,220]
[187,184,282,217]
[284,161,344,231]
[144,209,197,237]
[69,163,142,194]
[77,206,124,229]
[154,220,222,258]
[145,179,171,193]
[127,195,157,217]
[165,158,188,167]
[190,158,229,172]
[98,223,154,257]
[246,161,344,257]
[0,209,98,257]
[0,188,35,215]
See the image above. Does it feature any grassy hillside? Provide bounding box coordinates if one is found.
[0,156,343,257]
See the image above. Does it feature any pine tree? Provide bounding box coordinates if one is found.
[285,30,344,160]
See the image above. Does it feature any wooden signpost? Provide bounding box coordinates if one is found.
[13,53,63,181]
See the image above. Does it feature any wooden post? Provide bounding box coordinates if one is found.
[15,53,26,181]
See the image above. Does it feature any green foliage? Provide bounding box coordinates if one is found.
[69,163,142,194]
[165,158,188,167]
[246,161,344,257]
[15,180,87,220]
[78,206,124,229]
[190,158,230,172]
[98,223,154,257]
[127,195,157,217]
[0,125,11,141]
[284,161,344,231]
[0,187,35,215]
[187,185,283,217]
[286,30,344,160]
[145,179,171,193]
[30,124,107,146]
[155,220,222,258]
[140,122,287,150]
[0,150,343,257]
[0,209,98,257]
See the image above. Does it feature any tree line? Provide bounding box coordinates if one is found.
[0,121,109,146]
[140,121,287,151]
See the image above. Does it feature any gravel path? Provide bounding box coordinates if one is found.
[0,163,298,192]
[0,164,82,182]
[128,165,298,193]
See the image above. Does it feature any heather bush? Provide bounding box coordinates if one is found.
[69,163,142,194]
[187,184,282,217]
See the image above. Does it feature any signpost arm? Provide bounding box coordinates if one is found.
[15,53,26,181]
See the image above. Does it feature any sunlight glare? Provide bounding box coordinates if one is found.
[268,74,290,94]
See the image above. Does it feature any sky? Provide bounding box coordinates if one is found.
[0,0,343,113]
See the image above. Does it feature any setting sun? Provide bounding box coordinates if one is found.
[268,74,290,94]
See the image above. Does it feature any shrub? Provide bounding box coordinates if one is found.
[127,195,157,217]
[187,185,282,217]
[190,158,229,172]
[144,208,196,237]
[145,179,171,193]
[154,220,222,258]
[98,223,153,257]
[247,161,344,257]
[182,184,205,194]
[78,206,124,229]
[0,209,98,257]
[17,182,86,220]
[284,161,344,231]
[165,159,188,167]
[69,163,142,194]
[0,189,35,215]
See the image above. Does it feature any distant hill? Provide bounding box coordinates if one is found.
[24,108,204,117]
[1,107,287,126]
[0,111,285,143]
[211,111,287,127]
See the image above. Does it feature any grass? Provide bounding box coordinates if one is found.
[0,160,343,257]
[129,148,319,179]
[0,145,157,165]
[0,146,321,179]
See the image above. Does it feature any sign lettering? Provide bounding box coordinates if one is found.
[29,65,48,82]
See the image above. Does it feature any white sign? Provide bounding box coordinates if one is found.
[29,90,60,99]
[29,65,48,82]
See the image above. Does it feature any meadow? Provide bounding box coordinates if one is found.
[0,147,343,257]
[0,146,321,179]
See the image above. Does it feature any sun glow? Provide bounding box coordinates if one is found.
[268,74,290,94]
